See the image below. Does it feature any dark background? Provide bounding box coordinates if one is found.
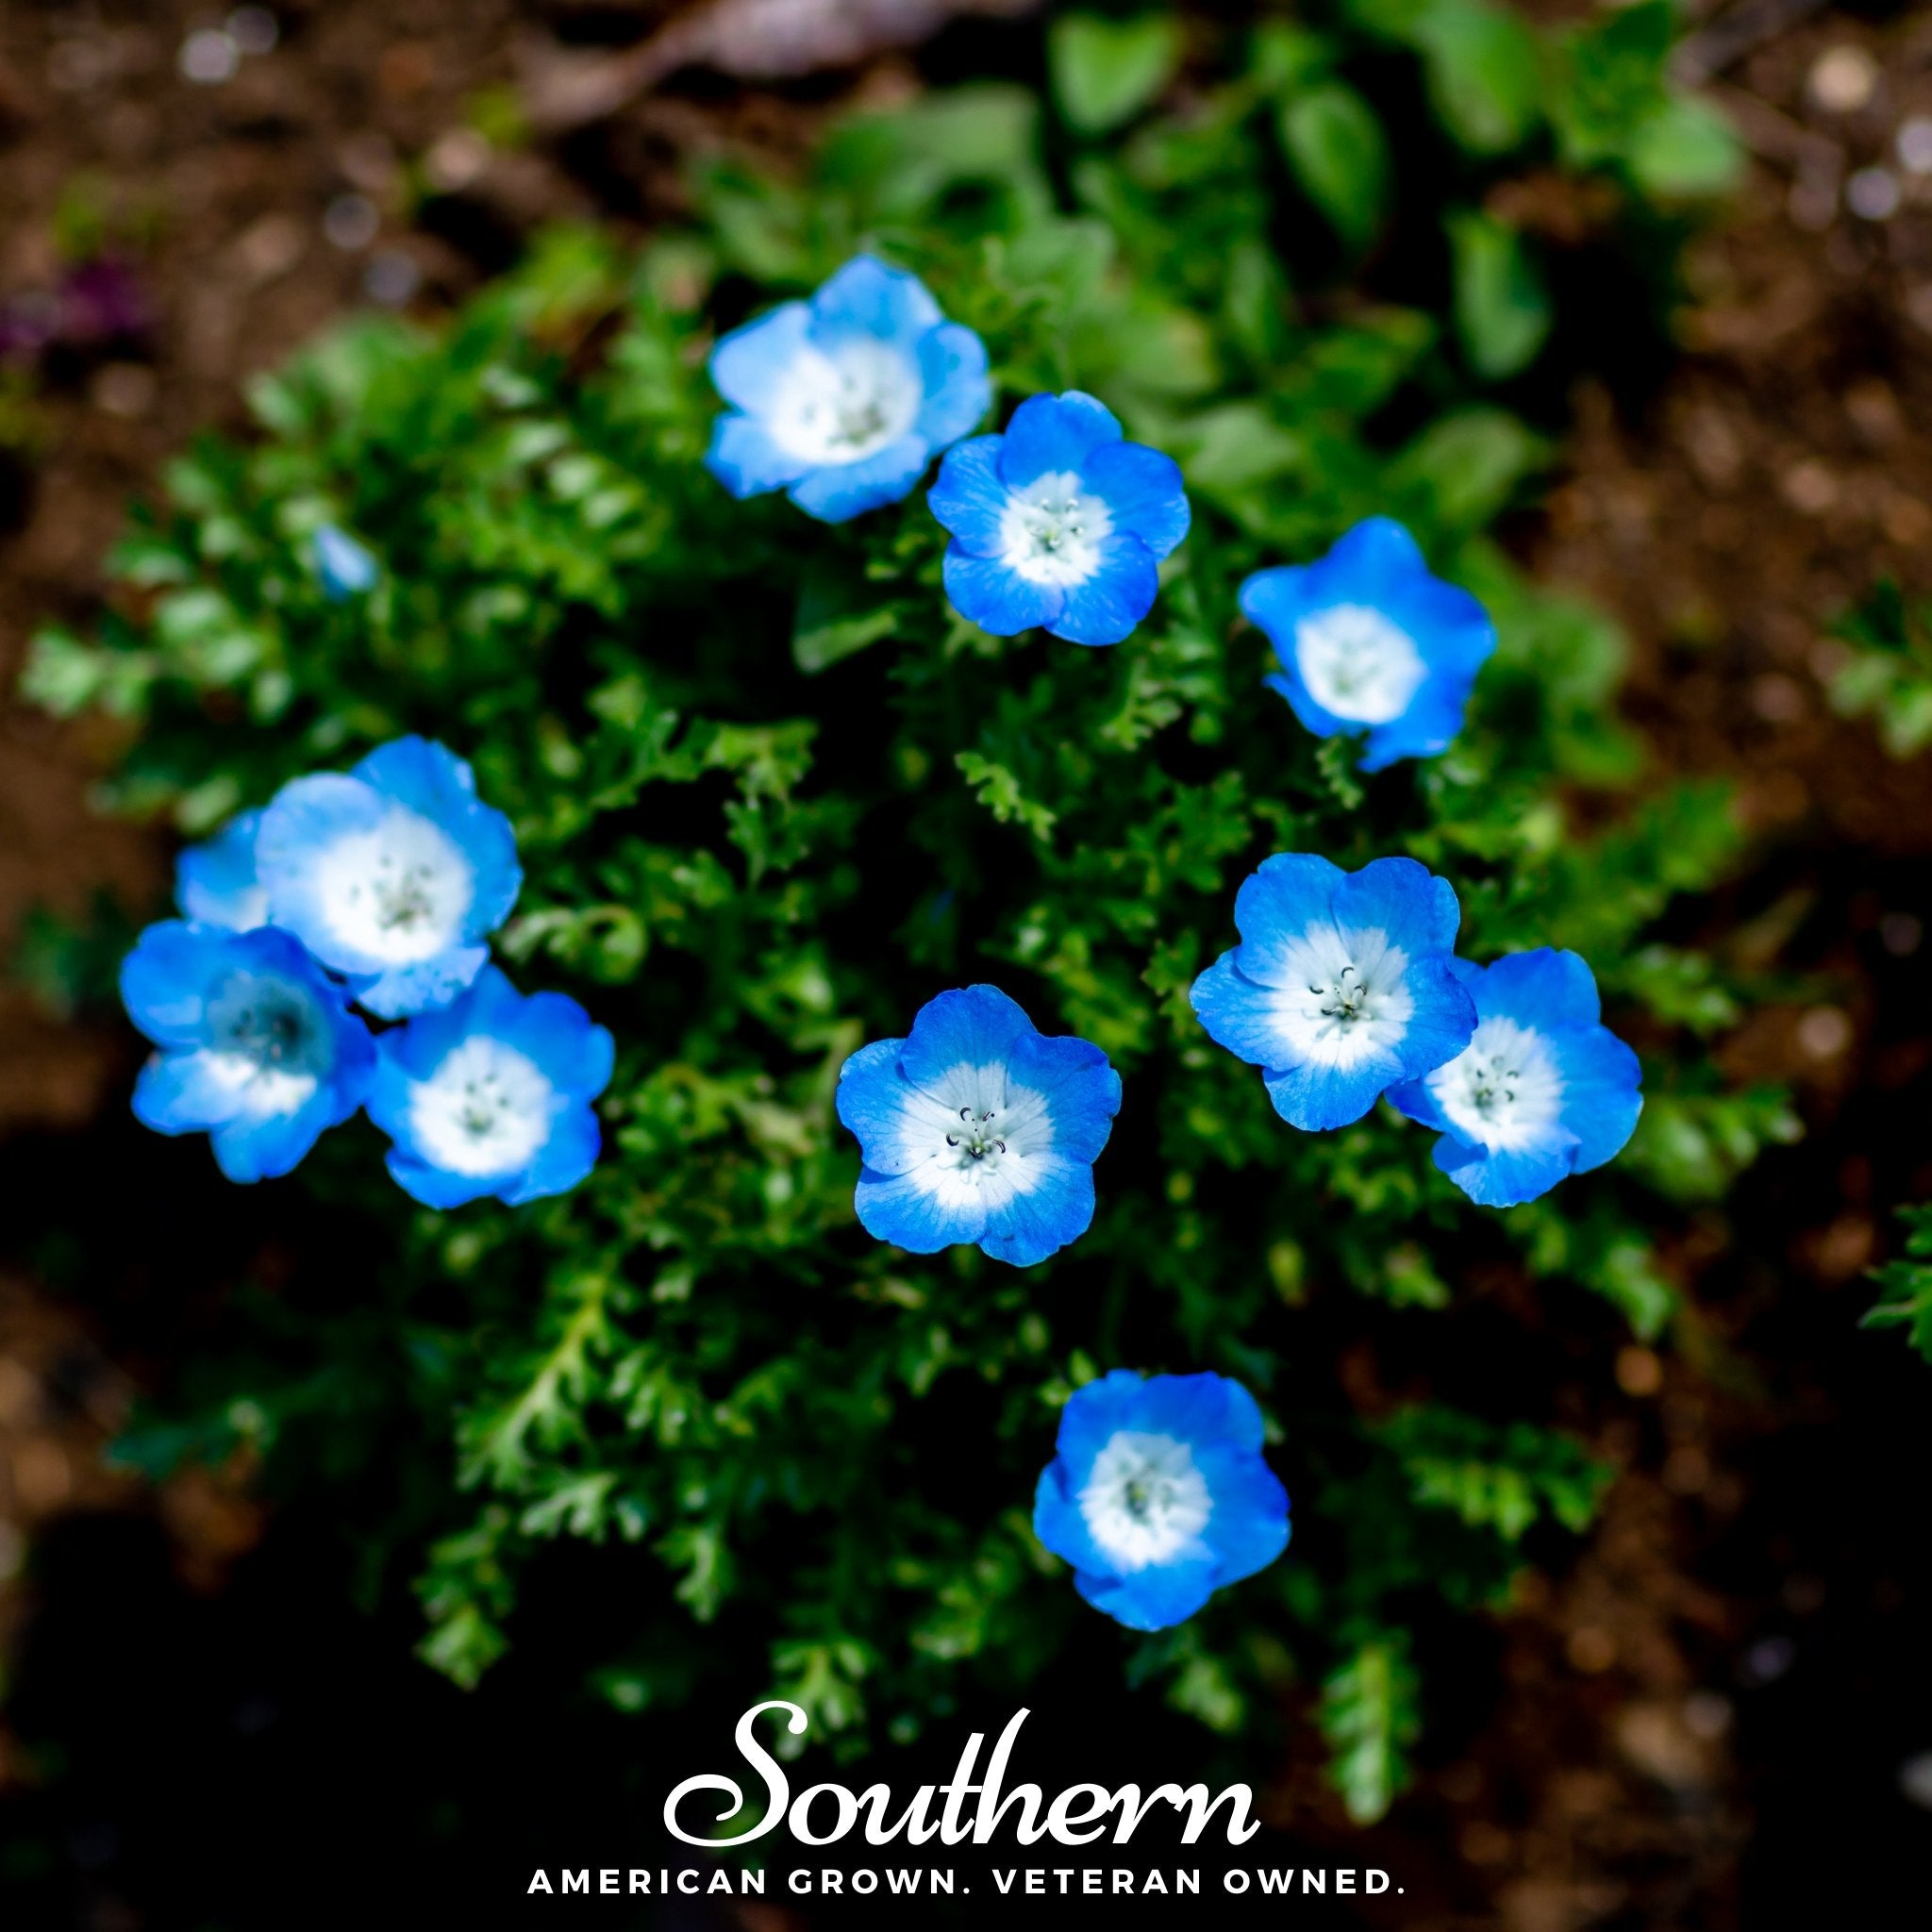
[4,4,1932,1926]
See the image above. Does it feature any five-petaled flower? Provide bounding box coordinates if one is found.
[929,391,1191,646]
[120,920,375,1183]
[1242,518,1495,771]
[705,254,991,525]
[257,736,522,1021]
[175,809,268,930]
[1033,1370,1290,1631]
[1191,854,1476,1131]
[367,965,615,1209]
[1388,947,1642,1208]
[836,984,1122,1267]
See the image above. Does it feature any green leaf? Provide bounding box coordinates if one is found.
[1278,83,1391,251]
[1050,14,1184,136]
[1412,3,1543,155]
[1448,210,1552,380]
[1320,1634,1420,1824]
[1629,93,1745,201]
[792,558,902,674]
[1391,406,1547,531]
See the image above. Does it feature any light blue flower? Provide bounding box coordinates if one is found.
[930,391,1190,646]
[1241,518,1495,771]
[1190,854,1476,1132]
[366,965,614,1209]
[1033,1370,1290,1632]
[175,809,267,930]
[256,736,522,1020]
[1387,948,1643,1208]
[705,254,991,525]
[120,920,375,1183]
[313,525,380,601]
[835,984,1122,1267]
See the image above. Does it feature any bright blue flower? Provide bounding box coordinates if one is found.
[930,391,1190,647]
[1033,1370,1290,1632]
[1191,854,1476,1132]
[367,965,614,1209]
[256,736,522,1021]
[313,524,380,601]
[835,984,1122,1267]
[1387,947,1643,1208]
[1241,518,1495,771]
[705,254,991,525]
[120,920,375,1183]
[175,809,267,930]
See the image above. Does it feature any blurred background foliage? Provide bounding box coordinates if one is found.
[19,3,1787,1823]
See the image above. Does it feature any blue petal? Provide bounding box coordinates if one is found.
[1239,562,1318,641]
[706,411,811,498]
[708,299,814,414]
[352,737,521,935]
[1262,1054,1405,1133]
[808,255,941,349]
[313,525,379,601]
[835,1038,922,1175]
[1004,1029,1122,1164]
[1074,1557,1221,1632]
[121,921,236,1048]
[1379,572,1496,678]
[787,432,930,523]
[1480,948,1603,1031]
[1224,852,1348,988]
[942,546,1064,635]
[854,1163,987,1252]
[1078,441,1191,560]
[502,1102,603,1205]
[997,391,1123,488]
[1032,1461,1114,1577]
[1052,1369,1156,1474]
[1384,1072,1450,1135]
[1262,669,1354,744]
[1552,1025,1643,1173]
[1357,676,1470,771]
[1133,1372,1268,1454]
[1188,954,1292,1071]
[133,1050,247,1133]
[498,991,616,1100]
[980,1154,1096,1266]
[1390,954,1477,1083]
[386,1148,504,1210]
[175,811,267,930]
[209,1095,337,1184]
[1322,514,1426,583]
[897,985,1037,1091]
[1433,1132,1579,1208]
[1330,855,1463,959]
[927,437,1009,554]
[354,945,493,1022]
[914,323,991,449]
[1195,1444,1291,1584]
[1048,534,1159,647]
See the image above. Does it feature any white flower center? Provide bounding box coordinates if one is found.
[999,471,1113,587]
[1295,604,1427,724]
[202,970,326,1113]
[408,1037,555,1176]
[1078,1431,1212,1572]
[1266,924,1415,1070]
[311,807,475,966]
[882,1059,1058,1216]
[1426,1015,1565,1152]
[765,340,921,465]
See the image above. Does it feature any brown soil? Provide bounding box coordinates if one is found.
[5,6,1932,1929]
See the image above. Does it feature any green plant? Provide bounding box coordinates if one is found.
[21,13,1773,1818]
[1827,578,1932,758]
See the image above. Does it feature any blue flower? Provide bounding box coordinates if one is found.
[256,736,522,1020]
[705,254,991,525]
[366,965,615,1209]
[175,809,267,930]
[313,525,380,601]
[1387,948,1643,1208]
[835,984,1122,1267]
[1190,854,1477,1132]
[930,391,1190,646]
[1241,518,1495,771]
[120,920,375,1183]
[1033,1370,1290,1632]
